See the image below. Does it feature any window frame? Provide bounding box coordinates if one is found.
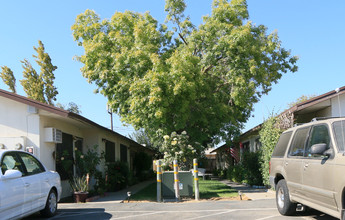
[287,126,311,158]
[304,123,332,159]
[17,151,45,176]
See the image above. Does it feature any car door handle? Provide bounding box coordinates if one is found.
[24,183,30,187]
[45,179,49,182]
[304,164,309,170]
[285,162,288,166]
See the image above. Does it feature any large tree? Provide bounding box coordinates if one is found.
[20,40,58,105]
[72,0,298,145]
[0,66,16,93]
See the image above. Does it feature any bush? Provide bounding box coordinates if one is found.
[242,152,263,186]
[106,161,129,191]
[227,165,244,183]
[259,116,282,185]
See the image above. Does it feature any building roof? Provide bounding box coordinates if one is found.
[0,89,155,153]
[211,86,345,153]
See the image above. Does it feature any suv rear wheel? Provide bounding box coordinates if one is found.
[276,179,297,216]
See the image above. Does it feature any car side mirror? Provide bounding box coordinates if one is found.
[310,143,327,155]
[323,148,333,157]
[1,169,22,180]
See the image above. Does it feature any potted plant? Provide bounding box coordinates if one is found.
[70,175,89,203]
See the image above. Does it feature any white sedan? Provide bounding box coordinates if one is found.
[0,150,61,220]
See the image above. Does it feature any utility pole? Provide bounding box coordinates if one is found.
[107,105,113,131]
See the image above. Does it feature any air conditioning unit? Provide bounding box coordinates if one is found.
[44,127,62,143]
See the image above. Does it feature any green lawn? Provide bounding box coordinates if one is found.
[130,179,238,201]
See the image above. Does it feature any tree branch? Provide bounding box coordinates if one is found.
[179,33,188,45]
[202,56,224,74]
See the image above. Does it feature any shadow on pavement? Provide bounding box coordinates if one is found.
[23,208,112,220]
[294,209,338,220]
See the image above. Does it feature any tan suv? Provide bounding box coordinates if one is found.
[270,117,345,219]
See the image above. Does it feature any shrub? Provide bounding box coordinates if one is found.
[242,152,263,186]
[106,161,129,191]
[259,116,282,186]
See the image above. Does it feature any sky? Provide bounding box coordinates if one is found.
[0,0,344,139]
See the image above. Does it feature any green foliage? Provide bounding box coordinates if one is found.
[259,116,282,185]
[241,152,263,185]
[131,179,237,201]
[75,145,103,177]
[129,129,153,149]
[199,179,238,199]
[227,165,243,183]
[225,152,263,185]
[20,40,58,105]
[72,0,298,146]
[69,175,89,192]
[56,102,82,114]
[106,161,130,191]
[20,59,45,103]
[0,66,16,93]
[160,131,203,170]
[287,94,317,108]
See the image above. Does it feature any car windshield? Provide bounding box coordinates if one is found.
[333,120,345,151]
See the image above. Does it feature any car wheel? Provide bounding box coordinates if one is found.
[276,179,297,216]
[41,189,58,217]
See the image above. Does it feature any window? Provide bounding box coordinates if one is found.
[56,133,74,180]
[333,120,345,151]
[305,124,330,157]
[1,152,25,175]
[18,152,45,175]
[288,127,310,157]
[272,132,292,157]
[120,144,128,163]
[105,141,115,163]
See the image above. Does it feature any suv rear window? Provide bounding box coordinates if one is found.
[272,131,292,157]
[333,120,345,151]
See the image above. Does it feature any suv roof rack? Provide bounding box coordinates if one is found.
[294,123,305,127]
[311,117,344,122]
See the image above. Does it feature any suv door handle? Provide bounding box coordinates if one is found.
[304,163,309,170]
[24,183,30,187]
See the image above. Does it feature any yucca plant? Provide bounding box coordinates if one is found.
[70,175,88,193]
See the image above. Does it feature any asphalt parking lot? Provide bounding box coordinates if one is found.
[25,199,337,220]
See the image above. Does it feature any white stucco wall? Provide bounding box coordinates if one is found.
[331,93,345,116]
[0,96,40,156]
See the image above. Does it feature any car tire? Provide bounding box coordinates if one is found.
[41,189,58,217]
[276,179,297,216]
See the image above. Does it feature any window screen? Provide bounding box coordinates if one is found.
[120,144,128,163]
[105,141,116,163]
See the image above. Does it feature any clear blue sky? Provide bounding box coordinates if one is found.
[0,0,344,138]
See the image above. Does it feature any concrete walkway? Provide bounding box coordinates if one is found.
[87,179,275,204]
[220,179,276,200]
[90,180,155,203]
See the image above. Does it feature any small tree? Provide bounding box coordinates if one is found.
[0,66,16,93]
[20,59,45,103]
[20,40,58,105]
[56,102,82,114]
[160,131,203,170]
[259,115,282,186]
